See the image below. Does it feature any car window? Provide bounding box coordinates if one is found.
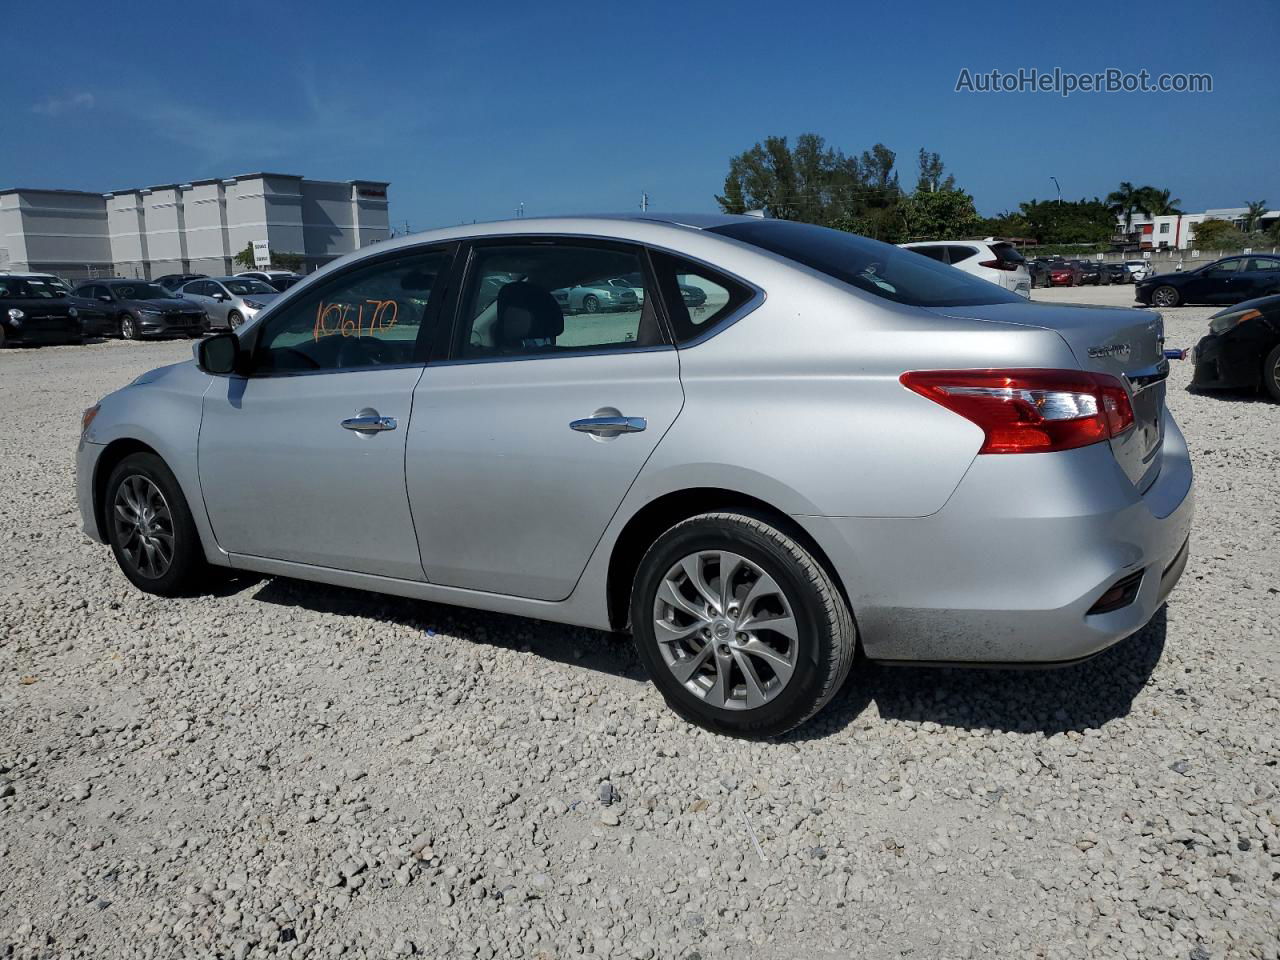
[0,279,26,298]
[252,247,452,373]
[1247,258,1280,272]
[907,245,948,262]
[648,251,753,344]
[110,282,171,300]
[946,245,977,264]
[1208,259,1244,274]
[225,279,274,295]
[458,242,659,359]
[990,243,1025,264]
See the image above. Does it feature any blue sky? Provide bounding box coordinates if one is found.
[8,0,1278,228]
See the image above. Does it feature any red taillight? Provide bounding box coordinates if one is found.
[979,259,1020,271]
[900,369,1135,454]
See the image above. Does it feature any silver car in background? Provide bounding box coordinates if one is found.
[76,215,1193,737]
[179,276,278,330]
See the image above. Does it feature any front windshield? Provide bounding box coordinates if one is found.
[224,279,275,295]
[0,278,64,298]
[111,282,171,300]
[711,220,1022,308]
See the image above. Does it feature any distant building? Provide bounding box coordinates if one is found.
[0,172,390,280]
[1115,206,1279,251]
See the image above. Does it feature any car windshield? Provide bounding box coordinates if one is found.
[111,283,171,300]
[225,280,275,295]
[710,220,1023,307]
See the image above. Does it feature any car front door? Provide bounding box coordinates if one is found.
[198,244,456,579]
[406,238,684,601]
[1198,258,1246,304]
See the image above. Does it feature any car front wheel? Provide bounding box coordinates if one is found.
[1264,343,1280,404]
[104,452,205,595]
[630,512,856,738]
[120,315,139,340]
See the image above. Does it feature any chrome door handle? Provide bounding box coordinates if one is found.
[570,415,647,435]
[341,415,397,432]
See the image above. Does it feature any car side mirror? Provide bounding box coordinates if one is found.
[213,292,229,302]
[98,295,112,303]
[196,332,240,375]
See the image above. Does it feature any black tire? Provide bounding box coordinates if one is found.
[1151,285,1181,308]
[227,310,243,329]
[630,512,856,738]
[1263,343,1280,404]
[0,325,7,348]
[120,314,139,340]
[103,452,205,596]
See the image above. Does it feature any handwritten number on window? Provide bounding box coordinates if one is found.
[313,299,399,342]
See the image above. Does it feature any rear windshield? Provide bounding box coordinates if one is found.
[990,242,1025,264]
[709,220,1022,307]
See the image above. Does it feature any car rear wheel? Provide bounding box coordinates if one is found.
[1263,343,1280,404]
[582,295,600,314]
[1151,285,1181,308]
[104,452,205,596]
[630,512,856,738]
[120,315,139,340]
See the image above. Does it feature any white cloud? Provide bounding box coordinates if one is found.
[31,92,96,116]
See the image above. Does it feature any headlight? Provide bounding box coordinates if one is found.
[7,308,24,324]
[139,309,163,318]
[81,404,100,434]
[1208,308,1261,336]
[244,299,266,310]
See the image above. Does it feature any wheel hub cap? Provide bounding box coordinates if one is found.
[111,475,175,580]
[653,550,800,711]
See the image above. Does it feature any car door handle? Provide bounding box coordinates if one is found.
[341,415,397,432]
[570,416,647,435]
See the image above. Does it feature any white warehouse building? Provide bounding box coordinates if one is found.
[0,172,390,280]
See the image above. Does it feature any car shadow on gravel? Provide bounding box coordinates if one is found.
[791,608,1168,741]
[249,576,649,681]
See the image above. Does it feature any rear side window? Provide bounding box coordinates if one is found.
[946,245,977,264]
[711,220,1022,308]
[907,245,948,262]
[648,251,754,344]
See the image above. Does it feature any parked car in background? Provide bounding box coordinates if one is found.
[76,214,1192,738]
[1135,254,1280,307]
[899,240,1031,297]
[1103,262,1128,285]
[156,273,207,293]
[1189,294,1280,402]
[72,279,206,340]
[0,274,83,346]
[1048,261,1084,286]
[179,277,279,329]
[1026,258,1052,289]
[1124,260,1152,283]
[605,275,645,303]
[552,279,639,313]
[236,270,304,293]
[1077,260,1106,286]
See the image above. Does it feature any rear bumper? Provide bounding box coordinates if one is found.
[796,410,1194,663]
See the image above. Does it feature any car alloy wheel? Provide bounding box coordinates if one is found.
[121,316,138,340]
[1152,286,1180,308]
[111,475,175,579]
[228,310,243,329]
[653,549,799,710]
[582,295,600,314]
[1264,344,1280,404]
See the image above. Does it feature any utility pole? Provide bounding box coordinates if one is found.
[640,191,648,212]
[517,202,524,218]
[1050,176,1062,205]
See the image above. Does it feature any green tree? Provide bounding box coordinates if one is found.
[271,251,305,272]
[232,242,255,270]
[716,133,862,224]
[1243,200,1269,232]
[900,188,981,241]
[1106,182,1151,233]
[1142,187,1182,216]
[1017,198,1116,245]
[914,149,955,194]
[1191,219,1246,249]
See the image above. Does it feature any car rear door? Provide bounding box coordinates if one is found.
[406,237,684,601]
[198,244,456,579]
[1244,257,1280,299]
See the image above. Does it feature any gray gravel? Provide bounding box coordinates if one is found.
[2,286,1278,959]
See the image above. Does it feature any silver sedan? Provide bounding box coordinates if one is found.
[75,215,1193,737]
[179,277,278,330]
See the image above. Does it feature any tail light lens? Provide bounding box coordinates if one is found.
[900,369,1135,454]
[978,259,1020,271]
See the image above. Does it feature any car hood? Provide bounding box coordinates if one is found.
[241,292,279,303]
[122,297,197,311]
[130,359,199,387]
[1212,292,1280,316]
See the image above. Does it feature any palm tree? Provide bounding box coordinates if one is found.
[1106,182,1151,234]
[1142,187,1182,216]
[1243,200,1269,232]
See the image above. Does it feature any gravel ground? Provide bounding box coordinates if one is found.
[2,286,1278,960]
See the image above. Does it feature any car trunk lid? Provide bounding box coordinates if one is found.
[926,302,1168,491]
